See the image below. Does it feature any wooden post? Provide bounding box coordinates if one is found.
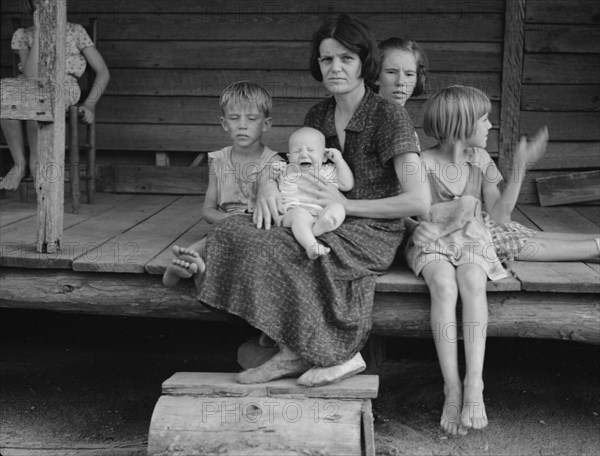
[36,0,67,253]
[498,0,526,181]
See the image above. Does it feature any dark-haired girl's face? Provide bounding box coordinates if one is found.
[377,49,418,107]
[317,38,363,96]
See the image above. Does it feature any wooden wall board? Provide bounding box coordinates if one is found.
[536,170,600,206]
[1,0,505,15]
[101,165,208,194]
[521,85,600,112]
[527,142,600,171]
[520,112,600,141]
[72,195,202,273]
[525,25,600,53]
[523,54,600,84]
[526,0,600,24]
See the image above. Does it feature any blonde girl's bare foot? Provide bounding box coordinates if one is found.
[162,254,206,287]
[441,384,463,436]
[297,352,366,387]
[0,164,27,191]
[307,242,330,259]
[313,203,346,237]
[461,380,488,431]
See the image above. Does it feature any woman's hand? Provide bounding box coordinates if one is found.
[78,104,95,124]
[301,172,348,209]
[253,180,284,230]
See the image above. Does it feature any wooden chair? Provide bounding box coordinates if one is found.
[6,17,98,213]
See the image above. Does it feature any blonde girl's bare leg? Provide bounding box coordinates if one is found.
[422,261,463,435]
[456,264,489,432]
[517,236,600,263]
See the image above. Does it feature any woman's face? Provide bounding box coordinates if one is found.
[377,49,418,107]
[317,38,363,96]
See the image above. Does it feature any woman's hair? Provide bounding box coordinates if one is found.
[377,37,428,97]
[423,85,491,142]
[219,80,272,117]
[308,13,380,90]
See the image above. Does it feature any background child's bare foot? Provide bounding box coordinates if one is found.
[461,380,488,431]
[162,245,205,287]
[297,352,366,387]
[0,164,27,191]
[307,242,330,259]
[441,383,463,435]
[313,203,345,237]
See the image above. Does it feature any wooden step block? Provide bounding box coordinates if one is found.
[148,372,378,455]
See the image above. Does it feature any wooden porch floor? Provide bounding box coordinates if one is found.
[1,191,599,343]
[1,191,598,288]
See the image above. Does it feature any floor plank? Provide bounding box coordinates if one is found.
[145,218,212,275]
[509,261,600,293]
[573,205,600,227]
[518,204,599,233]
[0,194,136,268]
[73,195,203,273]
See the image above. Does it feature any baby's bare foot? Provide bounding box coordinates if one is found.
[461,380,488,431]
[313,203,346,237]
[0,164,27,191]
[307,242,330,259]
[441,384,463,435]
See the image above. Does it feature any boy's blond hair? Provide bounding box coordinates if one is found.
[219,80,272,117]
[423,85,491,143]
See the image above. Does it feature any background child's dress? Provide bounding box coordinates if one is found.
[11,23,94,108]
[407,148,507,281]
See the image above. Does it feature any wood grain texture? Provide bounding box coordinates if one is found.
[35,0,66,253]
[498,0,526,179]
[536,170,600,206]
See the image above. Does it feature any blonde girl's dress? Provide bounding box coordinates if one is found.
[11,23,94,108]
[407,147,507,281]
[208,145,281,215]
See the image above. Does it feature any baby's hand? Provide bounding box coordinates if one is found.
[324,148,342,163]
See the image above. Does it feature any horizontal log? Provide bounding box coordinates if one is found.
[2,0,504,15]
[521,85,600,111]
[0,78,55,122]
[525,25,600,53]
[526,0,600,24]
[1,270,598,344]
[523,54,600,84]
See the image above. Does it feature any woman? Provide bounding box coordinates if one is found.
[196,14,430,387]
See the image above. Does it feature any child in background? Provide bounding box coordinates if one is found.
[376,37,599,263]
[273,127,353,259]
[0,0,110,190]
[406,85,507,435]
[163,80,282,287]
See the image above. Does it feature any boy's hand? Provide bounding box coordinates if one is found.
[324,148,343,163]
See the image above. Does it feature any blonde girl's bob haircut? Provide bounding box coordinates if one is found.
[423,85,491,143]
[219,80,272,117]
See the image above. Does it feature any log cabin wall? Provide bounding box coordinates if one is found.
[1,0,597,202]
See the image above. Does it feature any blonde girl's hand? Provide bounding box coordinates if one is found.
[324,148,343,163]
[78,105,95,124]
[411,221,442,245]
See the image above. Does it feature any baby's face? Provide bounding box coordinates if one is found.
[287,131,325,167]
